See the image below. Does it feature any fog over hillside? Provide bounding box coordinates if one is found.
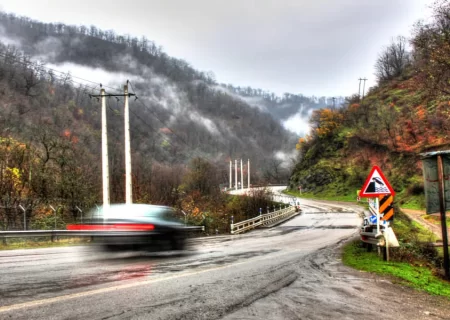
[0,12,329,188]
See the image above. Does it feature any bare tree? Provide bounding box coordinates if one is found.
[412,0,450,95]
[375,36,410,82]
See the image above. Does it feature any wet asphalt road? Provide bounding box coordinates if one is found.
[0,198,369,320]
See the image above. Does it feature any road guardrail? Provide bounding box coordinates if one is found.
[0,226,204,244]
[230,206,298,234]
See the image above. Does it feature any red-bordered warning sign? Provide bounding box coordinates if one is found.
[359,166,395,197]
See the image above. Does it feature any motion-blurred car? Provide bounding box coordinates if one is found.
[67,204,187,251]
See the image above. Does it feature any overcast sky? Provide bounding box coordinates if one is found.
[0,0,432,98]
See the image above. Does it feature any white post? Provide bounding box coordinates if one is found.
[76,206,83,223]
[50,205,56,230]
[386,222,390,261]
[182,210,187,226]
[124,83,132,204]
[101,88,110,210]
[235,159,238,190]
[18,205,26,230]
[240,159,243,190]
[247,159,250,189]
[229,160,232,189]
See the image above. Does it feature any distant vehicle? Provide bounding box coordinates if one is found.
[67,204,187,252]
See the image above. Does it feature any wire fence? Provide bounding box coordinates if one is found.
[0,202,94,231]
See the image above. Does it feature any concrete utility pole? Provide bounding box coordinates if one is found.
[124,82,132,204]
[229,160,232,189]
[362,78,368,99]
[101,88,110,209]
[90,86,135,207]
[235,159,238,190]
[358,78,363,99]
[240,159,243,190]
[247,159,250,189]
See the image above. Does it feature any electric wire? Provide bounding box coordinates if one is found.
[0,51,123,95]
[127,81,223,161]
[0,49,226,163]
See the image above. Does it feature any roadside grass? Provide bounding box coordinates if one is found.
[0,237,91,250]
[394,187,425,211]
[394,210,439,243]
[342,240,450,298]
[397,194,425,210]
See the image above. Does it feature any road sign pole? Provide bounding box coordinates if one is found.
[437,155,450,279]
[376,197,380,236]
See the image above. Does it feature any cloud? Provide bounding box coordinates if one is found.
[282,107,312,136]
[274,150,297,169]
[45,62,144,89]
[189,111,220,136]
[212,85,268,112]
[0,0,431,97]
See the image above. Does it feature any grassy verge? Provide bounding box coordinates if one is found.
[0,237,91,250]
[394,210,439,243]
[397,193,425,210]
[342,240,450,298]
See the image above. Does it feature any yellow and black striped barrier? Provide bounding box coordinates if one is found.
[379,195,394,221]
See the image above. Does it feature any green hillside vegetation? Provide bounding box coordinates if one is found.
[290,0,450,282]
[289,1,450,210]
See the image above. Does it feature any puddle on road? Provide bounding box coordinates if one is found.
[266,225,357,237]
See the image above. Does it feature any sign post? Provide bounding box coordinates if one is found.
[375,197,380,236]
[422,151,450,279]
[359,166,395,239]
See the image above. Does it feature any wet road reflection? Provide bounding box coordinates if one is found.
[0,200,362,310]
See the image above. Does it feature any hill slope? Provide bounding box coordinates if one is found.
[289,1,450,208]
[0,12,306,206]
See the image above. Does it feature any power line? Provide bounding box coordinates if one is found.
[128,81,189,144]
[128,80,231,162]
[107,94,208,162]
[0,49,231,163]
[0,51,123,95]
[0,49,198,159]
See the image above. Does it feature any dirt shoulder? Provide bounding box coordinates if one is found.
[401,208,449,241]
[223,238,450,320]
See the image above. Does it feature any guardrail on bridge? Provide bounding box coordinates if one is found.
[230,206,298,234]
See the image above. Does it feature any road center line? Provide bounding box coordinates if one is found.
[0,248,306,313]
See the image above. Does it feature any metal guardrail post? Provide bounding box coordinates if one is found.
[18,205,26,230]
[230,215,234,234]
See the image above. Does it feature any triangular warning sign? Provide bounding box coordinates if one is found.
[359,166,395,197]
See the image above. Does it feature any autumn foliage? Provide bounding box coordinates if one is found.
[291,0,450,195]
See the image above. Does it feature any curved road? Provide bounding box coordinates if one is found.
[0,197,448,319]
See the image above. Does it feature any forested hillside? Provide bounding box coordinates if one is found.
[222,84,343,127]
[0,11,318,229]
[0,12,302,207]
[290,1,450,207]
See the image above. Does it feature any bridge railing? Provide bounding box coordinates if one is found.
[230,206,298,234]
